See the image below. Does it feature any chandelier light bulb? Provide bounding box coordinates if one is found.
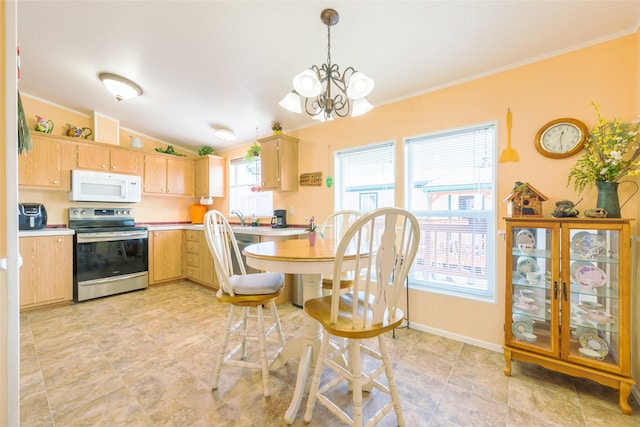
[346,72,374,100]
[351,98,374,117]
[279,91,302,113]
[293,69,322,98]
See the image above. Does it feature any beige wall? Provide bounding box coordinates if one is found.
[219,33,640,350]
[17,33,640,354]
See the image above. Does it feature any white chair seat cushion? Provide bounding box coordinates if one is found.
[228,272,284,295]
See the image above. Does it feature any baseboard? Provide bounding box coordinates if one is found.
[402,321,502,353]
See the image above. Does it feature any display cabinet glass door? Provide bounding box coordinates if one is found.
[507,223,558,356]
[562,224,624,374]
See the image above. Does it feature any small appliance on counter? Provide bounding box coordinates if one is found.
[18,203,47,230]
[271,209,287,228]
[190,204,207,224]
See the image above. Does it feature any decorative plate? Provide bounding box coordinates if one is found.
[570,260,593,278]
[574,233,606,258]
[570,231,591,252]
[516,256,539,278]
[516,230,536,246]
[512,320,534,336]
[578,347,603,360]
[575,265,607,289]
[579,332,609,358]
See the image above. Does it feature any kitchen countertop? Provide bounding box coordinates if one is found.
[19,228,75,237]
[146,223,307,237]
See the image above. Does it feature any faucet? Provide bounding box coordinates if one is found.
[231,209,245,226]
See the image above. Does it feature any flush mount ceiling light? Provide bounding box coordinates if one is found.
[279,8,374,122]
[99,72,143,101]
[214,128,236,141]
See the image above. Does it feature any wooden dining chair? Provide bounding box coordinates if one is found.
[303,207,420,427]
[319,210,362,291]
[203,210,286,397]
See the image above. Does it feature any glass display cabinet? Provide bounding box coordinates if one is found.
[503,217,634,415]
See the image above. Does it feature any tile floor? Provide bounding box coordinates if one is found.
[20,281,639,426]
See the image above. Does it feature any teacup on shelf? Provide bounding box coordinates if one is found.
[526,272,542,285]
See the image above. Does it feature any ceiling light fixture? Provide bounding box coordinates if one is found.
[98,73,143,101]
[214,128,236,141]
[279,8,374,121]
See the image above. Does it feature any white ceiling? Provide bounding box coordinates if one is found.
[16,1,640,152]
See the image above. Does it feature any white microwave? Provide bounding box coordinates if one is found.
[69,170,141,203]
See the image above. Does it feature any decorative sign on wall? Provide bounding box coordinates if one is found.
[300,172,323,186]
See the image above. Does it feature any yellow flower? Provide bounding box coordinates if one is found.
[567,103,640,193]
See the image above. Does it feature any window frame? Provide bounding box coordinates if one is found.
[334,141,396,213]
[228,157,273,217]
[403,122,498,302]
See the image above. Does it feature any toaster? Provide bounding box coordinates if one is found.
[18,203,47,230]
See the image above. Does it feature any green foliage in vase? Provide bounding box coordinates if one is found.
[568,103,640,193]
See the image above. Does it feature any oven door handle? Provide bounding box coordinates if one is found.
[77,272,148,287]
[77,231,148,243]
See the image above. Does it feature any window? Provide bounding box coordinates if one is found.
[335,142,395,213]
[229,158,273,217]
[405,123,496,301]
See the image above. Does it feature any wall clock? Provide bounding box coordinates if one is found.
[534,118,588,158]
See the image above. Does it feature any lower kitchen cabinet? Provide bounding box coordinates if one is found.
[149,230,183,284]
[19,235,73,310]
[184,230,217,289]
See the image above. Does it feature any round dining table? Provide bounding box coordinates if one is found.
[243,238,360,424]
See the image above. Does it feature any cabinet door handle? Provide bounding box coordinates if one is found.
[553,282,558,299]
[562,282,568,301]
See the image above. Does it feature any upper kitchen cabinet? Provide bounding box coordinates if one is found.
[143,154,194,196]
[259,134,299,191]
[194,154,225,197]
[77,143,143,175]
[19,134,76,190]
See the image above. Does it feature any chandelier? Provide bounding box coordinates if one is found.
[279,8,374,121]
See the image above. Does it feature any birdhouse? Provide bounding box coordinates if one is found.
[504,182,548,217]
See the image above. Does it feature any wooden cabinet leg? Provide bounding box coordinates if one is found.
[619,382,632,415]
[503,349,512,376]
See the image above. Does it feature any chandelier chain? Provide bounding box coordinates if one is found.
[327,23,332,67]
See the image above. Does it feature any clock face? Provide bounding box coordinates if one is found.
[541,123,582,152]
[534,118,588,158]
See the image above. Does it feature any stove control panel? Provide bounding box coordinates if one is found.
[69,207,135,221]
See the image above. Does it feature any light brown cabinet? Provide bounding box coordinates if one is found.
[259,134,299,191]
[19,135,76,190]
[184,230,217,289]
[149,229,183,284]
[78,144,143,175]
[503,217,634,414]
[19,234,73,310]
[194,155,225,197]
[143,155,194,195]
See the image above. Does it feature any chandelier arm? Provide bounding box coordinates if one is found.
[332,94,351,117]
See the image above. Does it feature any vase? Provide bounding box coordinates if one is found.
[308,231,317,246]
[595,180,638,218]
